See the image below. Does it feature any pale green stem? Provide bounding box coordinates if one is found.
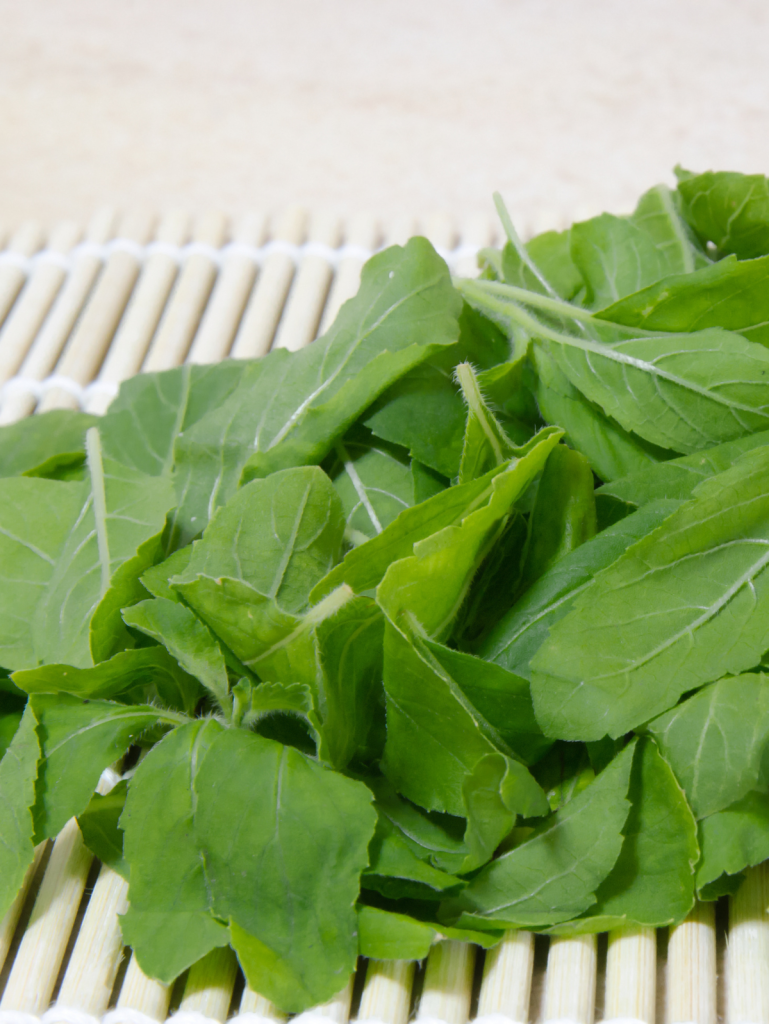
[493,191,559,300]
[455,361,505,466]
[86,427,111,597]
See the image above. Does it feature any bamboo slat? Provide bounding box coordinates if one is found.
[237,985,286,1023]
[296,979,353,1024]
[229,206,307,359]
[357,960,414,1024]
[178,946,239,1023]
[37,210,155,412]
[0,207,116,423]
[667,901,717,1024]
[542,935,597,1024]
[604,927,656,1024]
[476,931,535,1023]
[114,954,171,1023]
[0,844,47,975]
[273,211,341,351]
[0,221,81,385]
[187,213,268,365]
[84,210,191,413]
[417,941,475,1024]
[727,864,769,1024]
[0,221,46,330]
[141,211,228,372]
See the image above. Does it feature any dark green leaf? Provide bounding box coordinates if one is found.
[0,704,39,920]
[194,727,376,1013]
[678,170,769,259]
[357,904,437,960]
[532,449,769,739]
[696,790,769,893]
[0,410,97,478]
[77,780,128,879]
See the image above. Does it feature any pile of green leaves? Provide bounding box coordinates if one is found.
[4,167,769,1011]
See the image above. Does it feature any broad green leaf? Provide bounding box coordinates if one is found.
[357,904,437,960]
[540,324,769,456]
[677,170,769,259]
[364,817,463,898]
[411,460,448,504]
[77,780,128,880]
[474,500,681,678]
[100,361,245,477]
[232,679,314,728]
[570,213,683,310]
[325,427,414,543]
[647,674,769,818]
[171,239,462,544]
[455,362,519,484]
[595,431,769,527]
[629,184,705,272]
[121,720,229,982]
[501,229,585,301]
[0,428,175,670]
[194,727,376,1013]
[529,344,663,482]
[0,704,39,921]
[312,461,525,604]
[599,255,769,347]
[446,741,635,928]
[174,466,344,618]
[424,641,550,765]
[381,621,547,828]
[554,737,697,931]
[518,444,596,590]
[377,429,563,639]
[140,546,193,603]
[696,791,769,893]
[532,449,769,740]
[122,598,229,710]
[367,775,469,875]
[11,647,200,713]
[0,410,97,479]
[30,694,174,840]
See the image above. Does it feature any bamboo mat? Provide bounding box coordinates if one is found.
[0,207,765,1024]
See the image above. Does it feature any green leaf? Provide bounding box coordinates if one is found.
[501,228,585,301]
[325,427,414,542]
[540,324,769,456]
[0,703,23,760]
[424,640,550,765]
[11,647,200,713]
[194,727,376,1013]
[558,737,698,931]
[99,361,246,477]
[475,500,681,679]
[140,546,193,603]
[599,255,769,347]
[531,743,595,812]
[0,410,98,479]
[377,429,563,639]
[174,466,344,619]
[120,720,229,983]
[447,741,635,928]
[647,674,769,818]
[594,430,769,527]
[77,780,128,880]
[531,448,769,739]
[570,212,685,309]
[0,704,39,921]
[677,170,769,259]
[357,904,437,960]
[629,184,705,272]
[381,621,547,829]
[30,694,173,841]
[171,239,462,544]
[518,444,596,590]
[529,343,663,482]
[122,598,229,711]
[364,817,463,898]
[696,790,769,893]
[0,428,175,670]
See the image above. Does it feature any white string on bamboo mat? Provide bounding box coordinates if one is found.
[0,240,480,277]
[0,376,118,408]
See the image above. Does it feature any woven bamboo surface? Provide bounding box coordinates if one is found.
[0,208,764,1024]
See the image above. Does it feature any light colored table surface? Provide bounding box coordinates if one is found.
[1,0,769,233]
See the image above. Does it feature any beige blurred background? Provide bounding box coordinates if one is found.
[1,0,769,233]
